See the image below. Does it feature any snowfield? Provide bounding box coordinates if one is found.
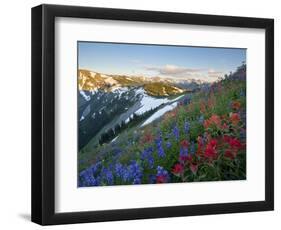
[141,101,179,127]
[134,88,184,115]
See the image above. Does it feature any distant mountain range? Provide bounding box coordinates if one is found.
[78,69,206,96]
[78,69,209,150]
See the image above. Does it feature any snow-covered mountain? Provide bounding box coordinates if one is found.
[78,69,202,96]
[78,69,207,150]
[79,85,186,149]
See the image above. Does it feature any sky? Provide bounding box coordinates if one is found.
[78,41,246,82]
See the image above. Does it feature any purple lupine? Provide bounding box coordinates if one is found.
[115,163,124,178]
[148,174,156,184]
[101,167,114,185]
[140,147,154,169]
[155,136,165,158]
[172,125,180,140]
[89,161,102,177]
[79,168,100,186]
[156,166,169,183]
[179,146,189,162]
[128,160,143,184]
[115,163,132,183]
[120,167,131,183]
[166,141,172,149]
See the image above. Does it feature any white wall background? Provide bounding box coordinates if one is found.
[0,0,279,229]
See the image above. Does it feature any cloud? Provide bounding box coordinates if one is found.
[145,64,204,75]
[143,64,224,82]
[208,69,224,78]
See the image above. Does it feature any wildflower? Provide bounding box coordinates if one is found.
[120,168,131,182]
[209,139,217,147]
[224,149,235,159]
[142,133,154,143]
[172,125,180,140]
[113,148,122,157]
[89,161,102,176]
[101,167,114,185]
[166,141,172,149]
[141,147,154,169]
[229,138,243,149]
[129,161,143,184]
[156,166,169,183]
[223,135,231,143]
[231,100,241,110]
[148,174,156,184]
[172,163,184,175]
[204,139,218,160]
[155,136,165,158]
[179,147,192,162]
[156,175,167,183]
[115,163,124,178]
[204,146,217,159]
[221,123,229,130]
[204,114,221,129]
[115,161,142,184]
[180,139,189,148]
[223,136,243,155]
[230,112,240,126]
[190,163,198,174]
[79,169,99,186]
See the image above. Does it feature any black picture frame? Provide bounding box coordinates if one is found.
[31,4,274,225]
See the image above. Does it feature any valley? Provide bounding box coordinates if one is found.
[78,69,204,151]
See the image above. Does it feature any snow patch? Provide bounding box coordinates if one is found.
[80,91,90,101]
[111,136,119,142]
[111,87,129,98]
[91,88,98,95]
[135,91,184,115]
[125,114,134,124]
[141,102,179,127]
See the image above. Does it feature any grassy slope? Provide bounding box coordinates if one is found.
[79,75,246,185]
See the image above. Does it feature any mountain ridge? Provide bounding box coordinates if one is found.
[78,69,202,96]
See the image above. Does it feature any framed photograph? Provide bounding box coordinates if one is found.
[31,4,274,225]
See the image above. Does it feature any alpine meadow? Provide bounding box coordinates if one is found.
[78,42,246,187]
